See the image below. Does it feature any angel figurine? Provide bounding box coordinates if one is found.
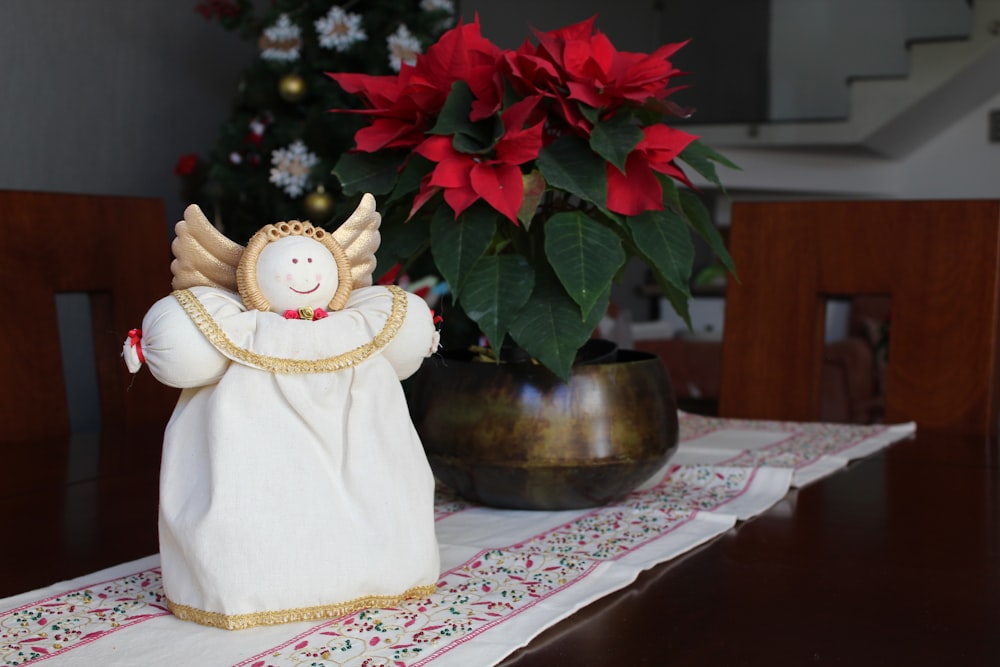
[123,194,441,630]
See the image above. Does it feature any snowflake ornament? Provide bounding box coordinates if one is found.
[269,140,319,197]
[260,14,302,62]
[315,6,367,52]
[387,24,421,72]
[420,0,454,12]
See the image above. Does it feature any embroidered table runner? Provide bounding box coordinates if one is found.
[0,414,914,667]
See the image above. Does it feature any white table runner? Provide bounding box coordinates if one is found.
[0,414,915,667]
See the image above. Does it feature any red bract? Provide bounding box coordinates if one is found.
[527,16,688,119]
[503,43,590,136]
[327,19,504,151]
[412,17,504,121]
[327,68,434,151]
[607,124,698,216]
[332,16,705,223]
[414,97,544,222]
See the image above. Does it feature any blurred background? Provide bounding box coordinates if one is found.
[3,0,998,423]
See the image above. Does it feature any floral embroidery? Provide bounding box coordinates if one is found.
[633,465,760,513]
[433,484,472,520]
[679,412,890,470]
[0,570,167,666]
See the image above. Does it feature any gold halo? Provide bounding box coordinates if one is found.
[236,220,353,313]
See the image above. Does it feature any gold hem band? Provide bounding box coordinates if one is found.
[166,583,437,630]
[172,285,408,374]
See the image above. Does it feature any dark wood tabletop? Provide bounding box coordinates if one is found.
[500,429,1000,666]
[2,426,997,666]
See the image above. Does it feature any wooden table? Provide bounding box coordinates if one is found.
[501,430,1000,666]
[2,426,997,665]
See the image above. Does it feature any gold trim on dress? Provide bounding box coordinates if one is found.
[166,583,437,630]
[172,285,408,374]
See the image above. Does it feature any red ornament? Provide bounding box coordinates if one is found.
[173,153,199,176]
[195,0,242,20]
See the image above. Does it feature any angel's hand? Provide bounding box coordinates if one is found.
[122,329,144,373]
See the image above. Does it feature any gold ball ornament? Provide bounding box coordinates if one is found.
[278,73,306,102]
[304,186,334,220]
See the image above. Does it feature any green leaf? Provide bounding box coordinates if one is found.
[429,81,476,136]
[374,207,430,273]
[508,271,611,380]
[544,210,625,319]
[430,81,503,154]
[626,208,695,299]
[654,270,693,330]
[659,174,682,214]
[459,254,534,350]
[679,189,736,276]
[679,139,740,190]
[385,155,434,208]
[452,117,504,154]
[429,202,498,296]
[536,135,609,212]
[333,151,404,195]
[589,114,643,173]
[578,103,600,125]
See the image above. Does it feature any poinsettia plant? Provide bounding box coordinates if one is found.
[328,16,736,379]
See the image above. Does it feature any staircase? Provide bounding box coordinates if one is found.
[686,0,1000,159]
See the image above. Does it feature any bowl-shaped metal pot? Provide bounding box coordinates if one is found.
[407,346,678,510]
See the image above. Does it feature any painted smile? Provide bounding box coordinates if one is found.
[290,283,320,295]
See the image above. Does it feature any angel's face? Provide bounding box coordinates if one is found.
[256,236,339,313]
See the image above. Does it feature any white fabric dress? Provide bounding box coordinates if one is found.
[137,284,440,629]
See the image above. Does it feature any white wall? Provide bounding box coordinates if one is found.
[706,86,1000,201]
[0,1,255,226]
[900,88,1000,198]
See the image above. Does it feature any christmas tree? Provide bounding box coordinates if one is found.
[176,0,455,245]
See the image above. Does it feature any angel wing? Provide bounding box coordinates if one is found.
[171,204,243,292]
[333,193,381,289]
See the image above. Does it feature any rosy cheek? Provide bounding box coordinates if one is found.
[285,273,295,283]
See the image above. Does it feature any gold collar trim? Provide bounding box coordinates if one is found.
[172,285,408,374]
[166,583,436,630]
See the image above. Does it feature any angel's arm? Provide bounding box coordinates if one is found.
[125,289,242,388]
[380,290,438,380]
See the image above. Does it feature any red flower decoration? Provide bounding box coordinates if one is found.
[607,124,698,216]
[327,18,503,152]
[326,15,736,380]
[195,0,242,20]
[414,96,544,222]
[173,153,199,177]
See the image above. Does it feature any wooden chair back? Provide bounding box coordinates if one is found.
[0,191,178,442]
[719,199,1000,436]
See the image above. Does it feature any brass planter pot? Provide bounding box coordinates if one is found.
[407,344,679,510]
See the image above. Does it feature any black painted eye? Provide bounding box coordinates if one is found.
[307,257,313,263]
[292,258,299,264]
